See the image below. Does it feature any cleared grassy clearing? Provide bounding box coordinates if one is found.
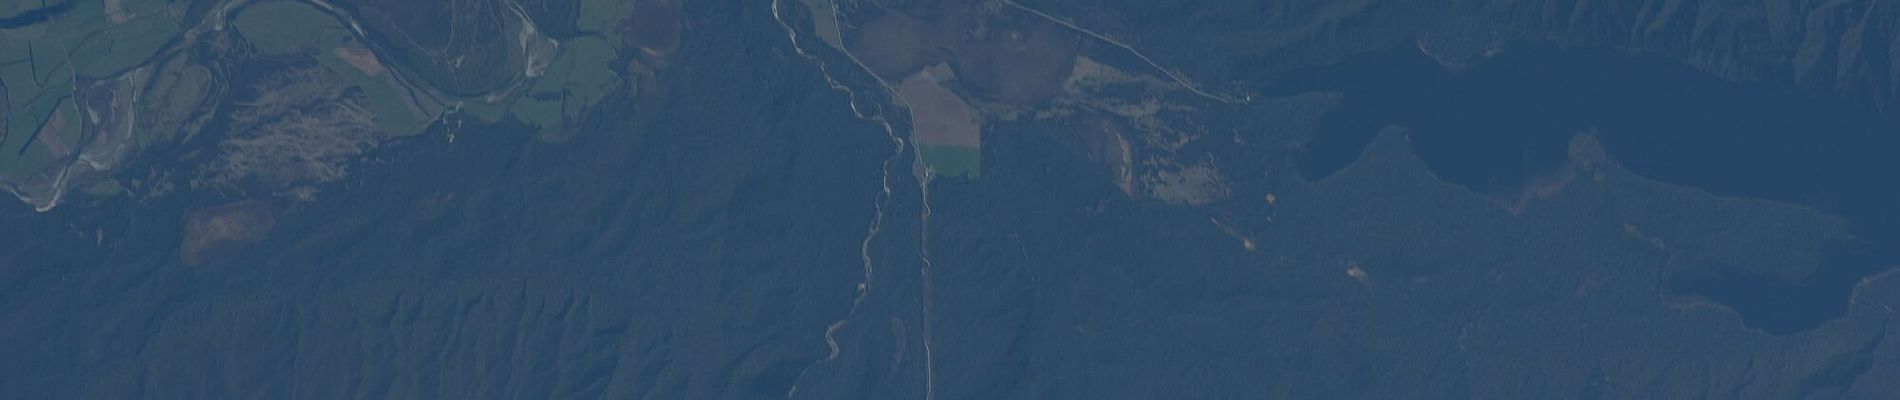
[918,145,979,178]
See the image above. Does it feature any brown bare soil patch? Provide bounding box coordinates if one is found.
[1495,132,1608,214]
[34,110,71,158]
[896,64,979,147]
[180,201,276,265]
[626,59,656,96]
[331,47,386,76]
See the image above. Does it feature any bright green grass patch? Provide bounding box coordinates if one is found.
[511,35,620,141]
[359,82,427,134]
[0,100,68,182]
[458,101,509,122]
[233,1,353,54]
[0,0,181,80]
[510,93,564,135]
[27,39,73,84]
[69,15,179,78]
[0,49,47,110]
[0,51,75,181]
[555,37,620,115]
[84,179,124,196]
[316,50,428,135]
[578,0,637,39]
[918,145,980,178]
[47,0,182,78]
[0,0,186,196]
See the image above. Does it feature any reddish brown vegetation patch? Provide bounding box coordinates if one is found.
[626,59,657,96]
[843,0,1078,105]
[949,24,1076,104]
[1496,132,1608,214]
[623,0,685,57]
[850,12,930,79]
